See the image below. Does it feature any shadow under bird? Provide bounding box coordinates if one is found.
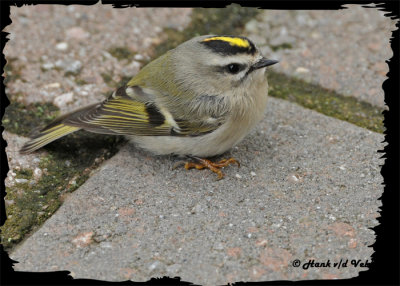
[21,35,278,179]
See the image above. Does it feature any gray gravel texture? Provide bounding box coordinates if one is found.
[10,97,384,284]
[245,5,396,108]
[4,4,191,112]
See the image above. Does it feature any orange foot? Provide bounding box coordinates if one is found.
[182,157,240,180]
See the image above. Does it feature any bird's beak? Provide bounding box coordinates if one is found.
[252,58,279,70]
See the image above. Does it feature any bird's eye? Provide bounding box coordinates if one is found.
[226,63,241,74]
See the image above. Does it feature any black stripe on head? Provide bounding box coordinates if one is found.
[201,36,256,55]
[145,103,165,127]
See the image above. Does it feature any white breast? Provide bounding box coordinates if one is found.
[131,71,269,157]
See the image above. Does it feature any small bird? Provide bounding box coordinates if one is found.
[20,35,278,179]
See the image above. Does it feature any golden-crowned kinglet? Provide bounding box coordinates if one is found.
[21,35,278,178]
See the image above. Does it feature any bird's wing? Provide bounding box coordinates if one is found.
[20,85,221,154]
[63,85,220,137]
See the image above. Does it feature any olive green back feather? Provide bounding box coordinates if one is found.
[20,84,219,153]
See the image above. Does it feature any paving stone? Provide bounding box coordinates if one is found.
[10,97,384,284]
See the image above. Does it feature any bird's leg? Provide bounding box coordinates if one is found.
[181,156,240,180]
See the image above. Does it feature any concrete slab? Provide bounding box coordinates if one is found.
[10,97,384,285]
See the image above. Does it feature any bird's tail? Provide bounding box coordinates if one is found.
[19,103,100,154]
[20,123,81,154]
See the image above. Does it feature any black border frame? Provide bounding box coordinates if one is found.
[1,1,399,285]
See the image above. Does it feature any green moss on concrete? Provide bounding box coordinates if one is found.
[64,71,81,77]
[101,72,115,86]
[2,132,125,250]
[108,46,136,61]
[267,72,384,133]
[2,169,62,247]
[3,101,59,136]
[101,72,132,89]
[16,168,33,179]
[75,78,88,86]
[2,96,125,251]
[271,43,293,51]
[4,57,25,85]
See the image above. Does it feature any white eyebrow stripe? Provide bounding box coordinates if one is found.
[208,55,251,66]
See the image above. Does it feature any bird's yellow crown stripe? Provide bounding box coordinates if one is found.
[202,36,250,48]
